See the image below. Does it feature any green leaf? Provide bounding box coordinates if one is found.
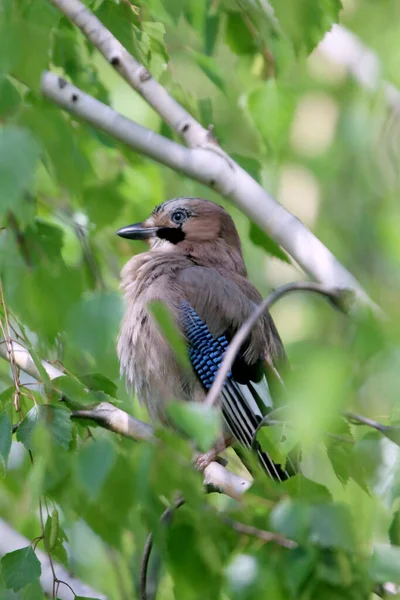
[248,81,295,154]
[10,0,60,90]
[0,410,12,473]
[249,223,290,263]
[167,402,221,452]
[309,504,355,551]
[80,373,118,398]
[327,443,352,484]
[270,498,311,543]
[66,292,123,379]
[192,52,226,93]
[231,154,262,184]
[0,126,41,223]
[0,15,19,75]
[19,105,92,194]
[142,21,169,63]
[0,78,21,118]
[198,98,213,128]
[225,12,256,55]
[161,0,187,22]
[52,20,81,80]
[269,0,342,55]
[21,579,44,600]
[282,474,332,502]
[389,510,400,547]
[77,438,117,500]
[204,14,220,56]
[44,513,69,568]
[353,432,400,505]
[51,375,102,407]
[271,500,354,550]
[1,546,41,592]
[78,454,136,546]
[16,404,72,451]
[82,179,126,229]
[95,2,145,64]
[52,375,89,402]
[256,420,296,467]
[370,544,400,585]
[0,387,13,407]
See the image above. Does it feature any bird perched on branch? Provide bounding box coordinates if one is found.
[117,197,292,480]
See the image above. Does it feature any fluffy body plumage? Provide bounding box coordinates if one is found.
[117,198,291,480]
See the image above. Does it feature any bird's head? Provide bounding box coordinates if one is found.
[117,197,246,272]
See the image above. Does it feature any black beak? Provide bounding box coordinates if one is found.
[116,223,159,240]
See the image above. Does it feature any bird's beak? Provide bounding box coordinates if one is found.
[116,222,159,240]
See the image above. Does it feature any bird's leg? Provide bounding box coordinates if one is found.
[193,435,234,471]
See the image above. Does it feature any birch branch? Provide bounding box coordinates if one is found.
[41,73,370,309]
[47,0,209,148]
[0,338,152,441]
[0,338,251,499]
[0,518,108,600]
[42,0,374,308]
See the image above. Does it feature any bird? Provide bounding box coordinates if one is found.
[117,197,293,481]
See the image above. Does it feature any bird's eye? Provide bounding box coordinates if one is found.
[171,209,187,225]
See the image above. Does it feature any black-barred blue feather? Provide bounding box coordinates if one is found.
[180,301,290,481]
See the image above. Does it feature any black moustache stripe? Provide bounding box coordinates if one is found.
[156,227,185,244]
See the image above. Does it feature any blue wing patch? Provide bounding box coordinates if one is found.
[180,300,231,389]
[180,300,292,481]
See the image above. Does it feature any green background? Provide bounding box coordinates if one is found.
[1,0,400,597]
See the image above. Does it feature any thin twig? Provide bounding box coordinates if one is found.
[140,498,186,600]
[70,403,154,441]
[344,411,400,437]
[221,516,297,549]
[38,497,58,598]
[205,282,342,408]
[0,278,23,420]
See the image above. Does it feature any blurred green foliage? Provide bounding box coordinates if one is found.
[1,0,400,598]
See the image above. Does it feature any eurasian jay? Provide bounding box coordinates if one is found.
[117,197,292,480]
